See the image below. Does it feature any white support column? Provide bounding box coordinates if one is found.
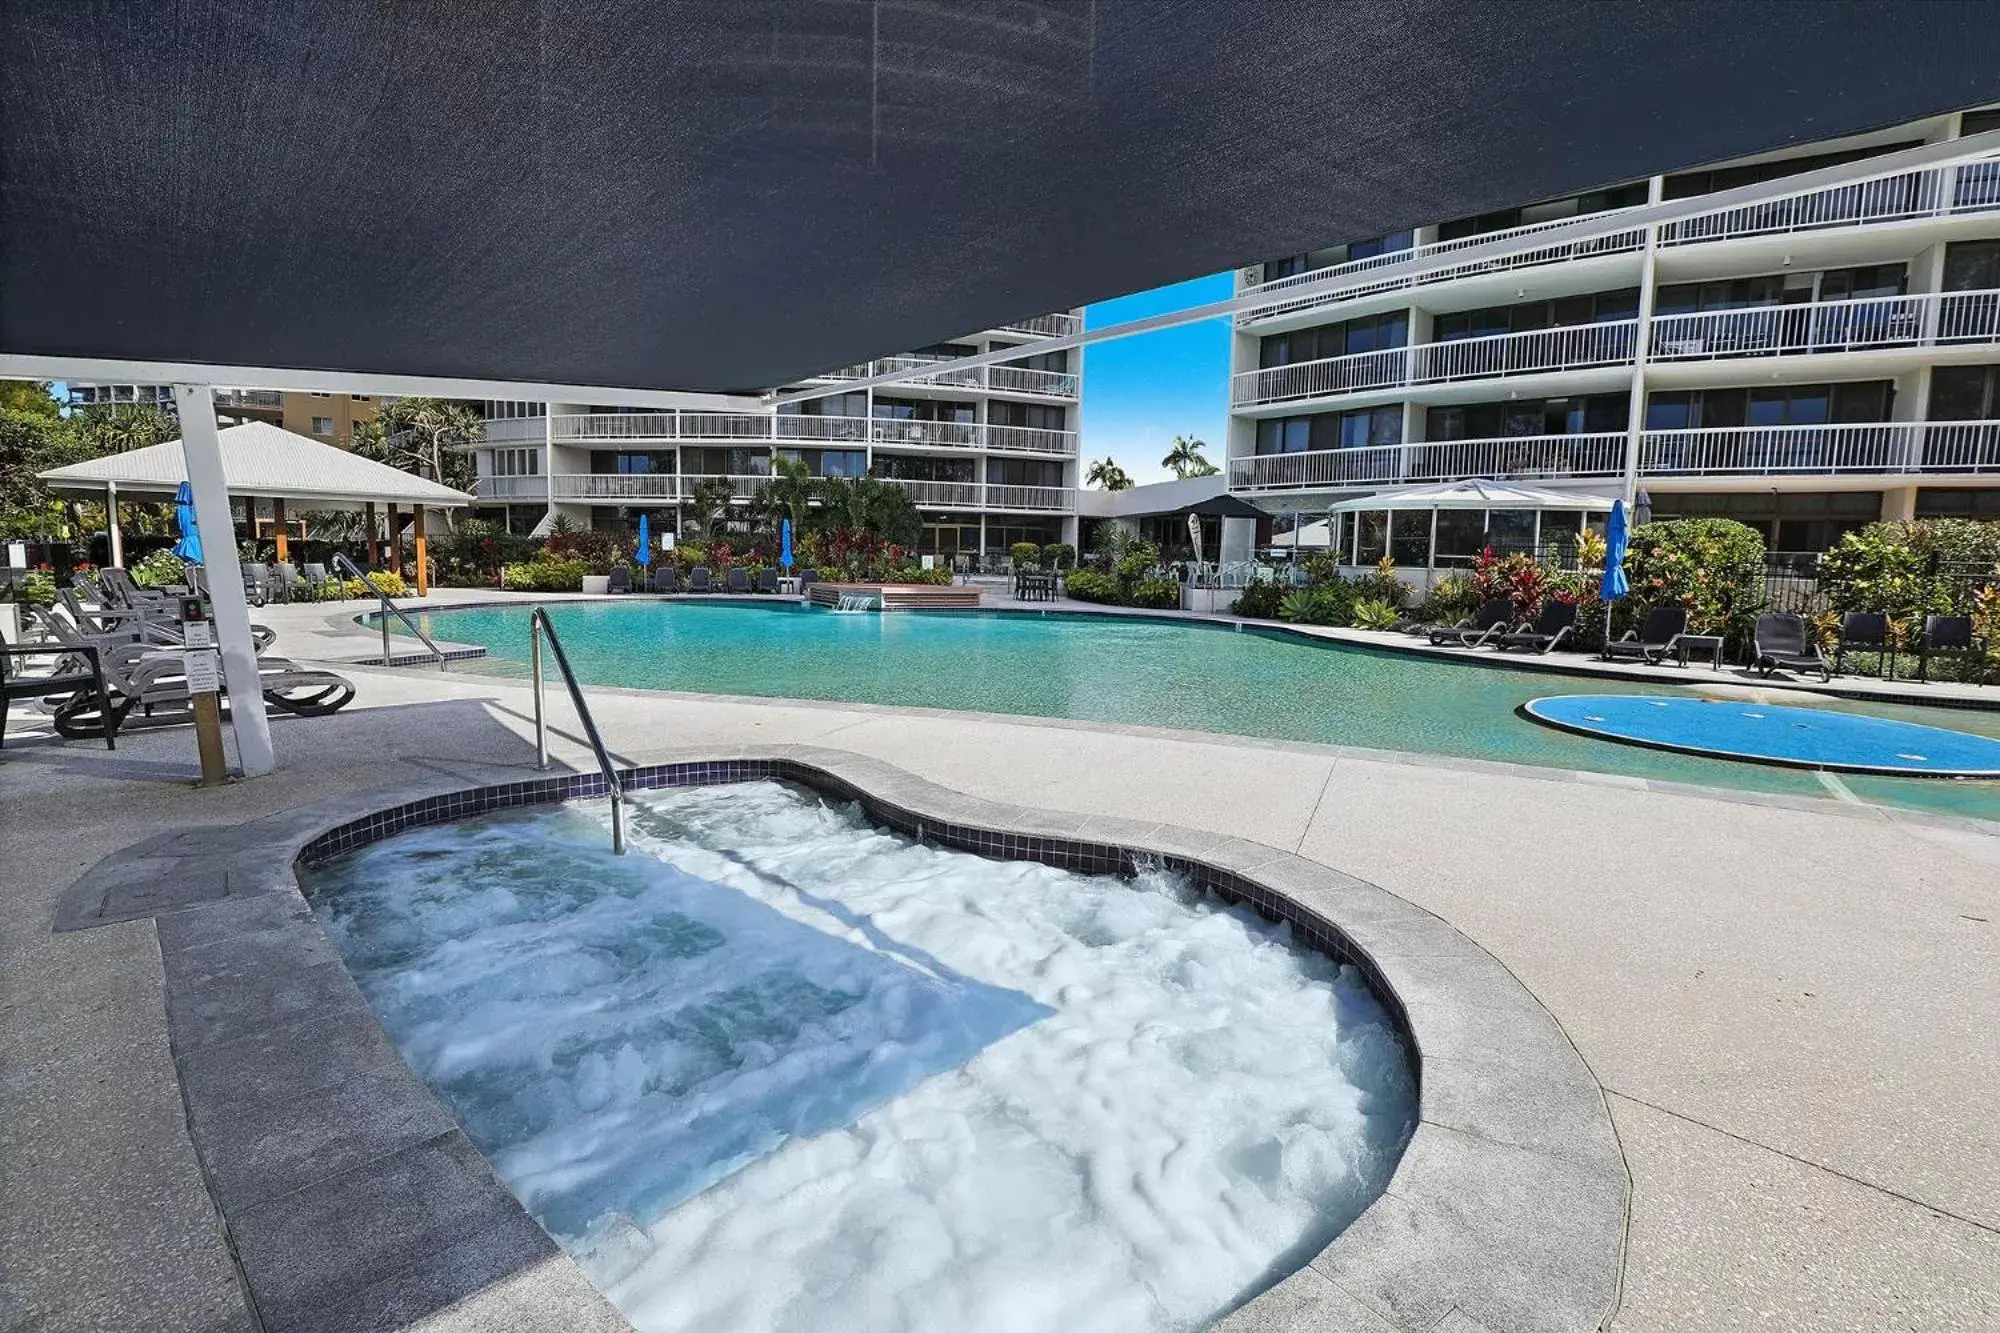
[174,383,275,777]
[105,480,124,567]
[1620,176,1667,506]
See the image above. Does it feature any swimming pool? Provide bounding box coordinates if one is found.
[400,600,2000,822]
[305,781,1415,1332]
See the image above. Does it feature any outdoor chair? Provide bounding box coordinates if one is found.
[755,568,778,593]
[798,569,820,592]
[1834,611,1891,677]
[47,638,354,741]
[1602,605,1689,664]
[240,563,270,608]
[273,563,306,602]
[302,562,335,598]
[607,567,631,594]
[687,566,712,593]
[1494,601,1579,654]
[3,643,117,751]
[1752,613,1832,682]
[727,567,751,593]
[1429,597,1513,647]
[1918,615,1984,684]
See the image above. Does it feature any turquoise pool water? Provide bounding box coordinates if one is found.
[401,601,2000,822]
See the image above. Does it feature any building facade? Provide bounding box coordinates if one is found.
[1226,105,2000,566]
[62,384,379,442]
[466,313,1084,557]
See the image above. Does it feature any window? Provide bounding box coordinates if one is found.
[1662,141,1923,199]
[310,416,334,435]
[788,390,867,418]
[309,391,331,398]
[1438,182,1648,241]
[1929,365,2000,420]
[1388,512,1430,568]
[1433,509,1487,565]
[1817,264,1907,301]
[1428,394,1626,440]
[1960,108,2000,137]
[1256,408,1399,455]
[682,447,768,475]
[1916,487,2000,519]
[872,396,973,423]
[492,448,540,477]
[1943,241,2000,293]
[870,455,974,482]
[1647,382,1890,429]
[1003,349,1070,374]
[350,394,371,402]
[1355,511,1388,564]
[1260,312,1410,366]
[989,401,1066,430]
[1486,510,1537,551]
[1435,289,1640,341]
[989,458,1064,488]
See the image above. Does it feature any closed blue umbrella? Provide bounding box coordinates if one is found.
[171,481,204,564]
[779,517,794,571]
[1598,498,1630,656]
[635,513,651,567]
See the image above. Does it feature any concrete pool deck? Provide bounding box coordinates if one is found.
[3,592,1998,1331]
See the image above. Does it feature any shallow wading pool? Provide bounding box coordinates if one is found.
[304,780,1417,1333]
[397,601,2000,822]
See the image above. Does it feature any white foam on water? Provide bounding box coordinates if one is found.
[310,781,1415,1333]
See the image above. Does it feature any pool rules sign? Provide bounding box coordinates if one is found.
[179,596,229,785]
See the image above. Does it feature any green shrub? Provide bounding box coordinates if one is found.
[1126,576,1182,609]
[893,566,953,585]
[130,549,187,589]
[340,578,369,599]
[1062,568,1120,603]
[1419,573,1480,622]
[1626,517,1766,649]
[1010,541,1041,570]
[1301,553,1343,588]
[1362,556,1406,608]
[364,569,408,599]
[1817,519,2000,619]
[1280,583,1358,626]
[1113,541,1160,587]
[1231,579,1288,619]
[501,557,591,592]
[1039,542,1076,571]
[20,568,56,607]
[1350,597,1400,631]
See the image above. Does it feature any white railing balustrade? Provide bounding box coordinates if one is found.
[892,479,984,507]
[981,484,1073,511]
[676,413,776,440]
[982,423,1076,455]
[1659,156,2000,246]
[1232,320,1637,407]
[873,354,988,389]
[869,419,983,447]
[1233,347,1408,406]
[549,474,680,500]
[551,413,679,441]
[1640,421,2000,477]
[1228,433,1628,492]
[995,312,1083,338]
[1651,289,2000,361]
[483,416,548,444]
[470,475,547,500]
[776,414,873,443]
[986,365,1080,397]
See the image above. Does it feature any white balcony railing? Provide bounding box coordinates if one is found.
[1658,157,2000,246]
[470,475,547,500]
[893,479,984,507]
[549,473,680,500]
[1239,155,2000,327]
[986,365,1081,398]
[868,418,983,448]
[1640,421,2000,477]
[982,423,1076,455]
[551,412,679,441]
[993,312,1084,338]
[776,414,873,443]
[1650,288,2000,362]
[872,354,990,390]
[981,484,1073,512]
[1232,320,1637,407]
[1228,433,1627,492]
[483,416,548,444]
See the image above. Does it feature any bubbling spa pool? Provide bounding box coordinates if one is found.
[304,781,1417,1333]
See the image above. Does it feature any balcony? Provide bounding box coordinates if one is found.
[869,355,1079,399]
[470,475,547,500]
[482,416,549,444]
[1639,421,2000,478]
[1650,288,2000,363]
[213,388,283,409]
[872,354,989,390]
[1229,433,1627,493]
[992,312,1083,338]
[1658,157,2000,246]
[550,474,680,500]
[1232,320,1639,408]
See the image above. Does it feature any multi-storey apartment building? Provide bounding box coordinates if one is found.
[62,383,379,441]
[1227,106,2000,564]
[467,313,1084,558]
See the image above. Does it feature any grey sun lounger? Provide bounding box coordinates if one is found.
[1602,605,1688,663]
[686,566,712,593]
[1494,601,1578,654]
[47,639,355,740]
[1752,613,1832,682]
[1429,597,1514,647]
[727,567,752,593]
[755,568,778,593]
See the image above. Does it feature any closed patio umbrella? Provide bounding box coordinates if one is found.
[780,518,794,572]
[635,513,651,588]
[1598,499,1631,656]
[171,480,204,564]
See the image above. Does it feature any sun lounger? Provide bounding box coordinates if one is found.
[687,566,712,593]
[727,567,751,593]
[48,639,354,740]
[798,568,820,591]
[755,568,778,593]
[607,567,631,594]
[1751,613,1831,682]
[1602,605,1688,663]
[1494,601,1578,653]
[1429,597,1513,647]
[3,643,117,750]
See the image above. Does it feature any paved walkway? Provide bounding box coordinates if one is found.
[2,592,1996,1331]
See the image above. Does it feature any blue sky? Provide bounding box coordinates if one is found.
[1081,272,1232,485]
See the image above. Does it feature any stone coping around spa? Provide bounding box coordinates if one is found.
[55,744,1628,1333]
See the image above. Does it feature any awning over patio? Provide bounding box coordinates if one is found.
[36,420,471,509]
[1326,480,1618,513]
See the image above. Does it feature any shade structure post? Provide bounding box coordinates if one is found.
[173,384,274,777]
[365,501,379,564]
[105,480,123,567]
[271,495,289,564]
[386,503,401,576]
[412,506,429,596]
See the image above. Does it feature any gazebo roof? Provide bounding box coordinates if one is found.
[37,420,471,507]
[1328,480,1617,513]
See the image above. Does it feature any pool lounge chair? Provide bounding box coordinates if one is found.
[49,639,354,740]
[607,567,631,594]
[798,569,820,593]
[755,568,778,593]
[1429,597,1514,647]
[686,566,712,594]
[727,567,751,593]
[1602,605,1688,664]
[1494,601,1578,654]
[1752,613,1831,682]
[3,643,117,750]
[1834,611,1890,677]
[1918,614,1984,684]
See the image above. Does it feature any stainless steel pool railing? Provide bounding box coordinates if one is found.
[331,552,447,669]
[529,608,627,854]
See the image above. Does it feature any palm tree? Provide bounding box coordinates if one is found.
[1085,456,1133,491]
[683,476,737,538]
[351,398,483,526]
[1161,435,1216,480]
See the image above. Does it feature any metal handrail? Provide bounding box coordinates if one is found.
[529,608,627,854]
[331,552,447,669]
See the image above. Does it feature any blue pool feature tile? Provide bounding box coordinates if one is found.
[1523,695,2000,778]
